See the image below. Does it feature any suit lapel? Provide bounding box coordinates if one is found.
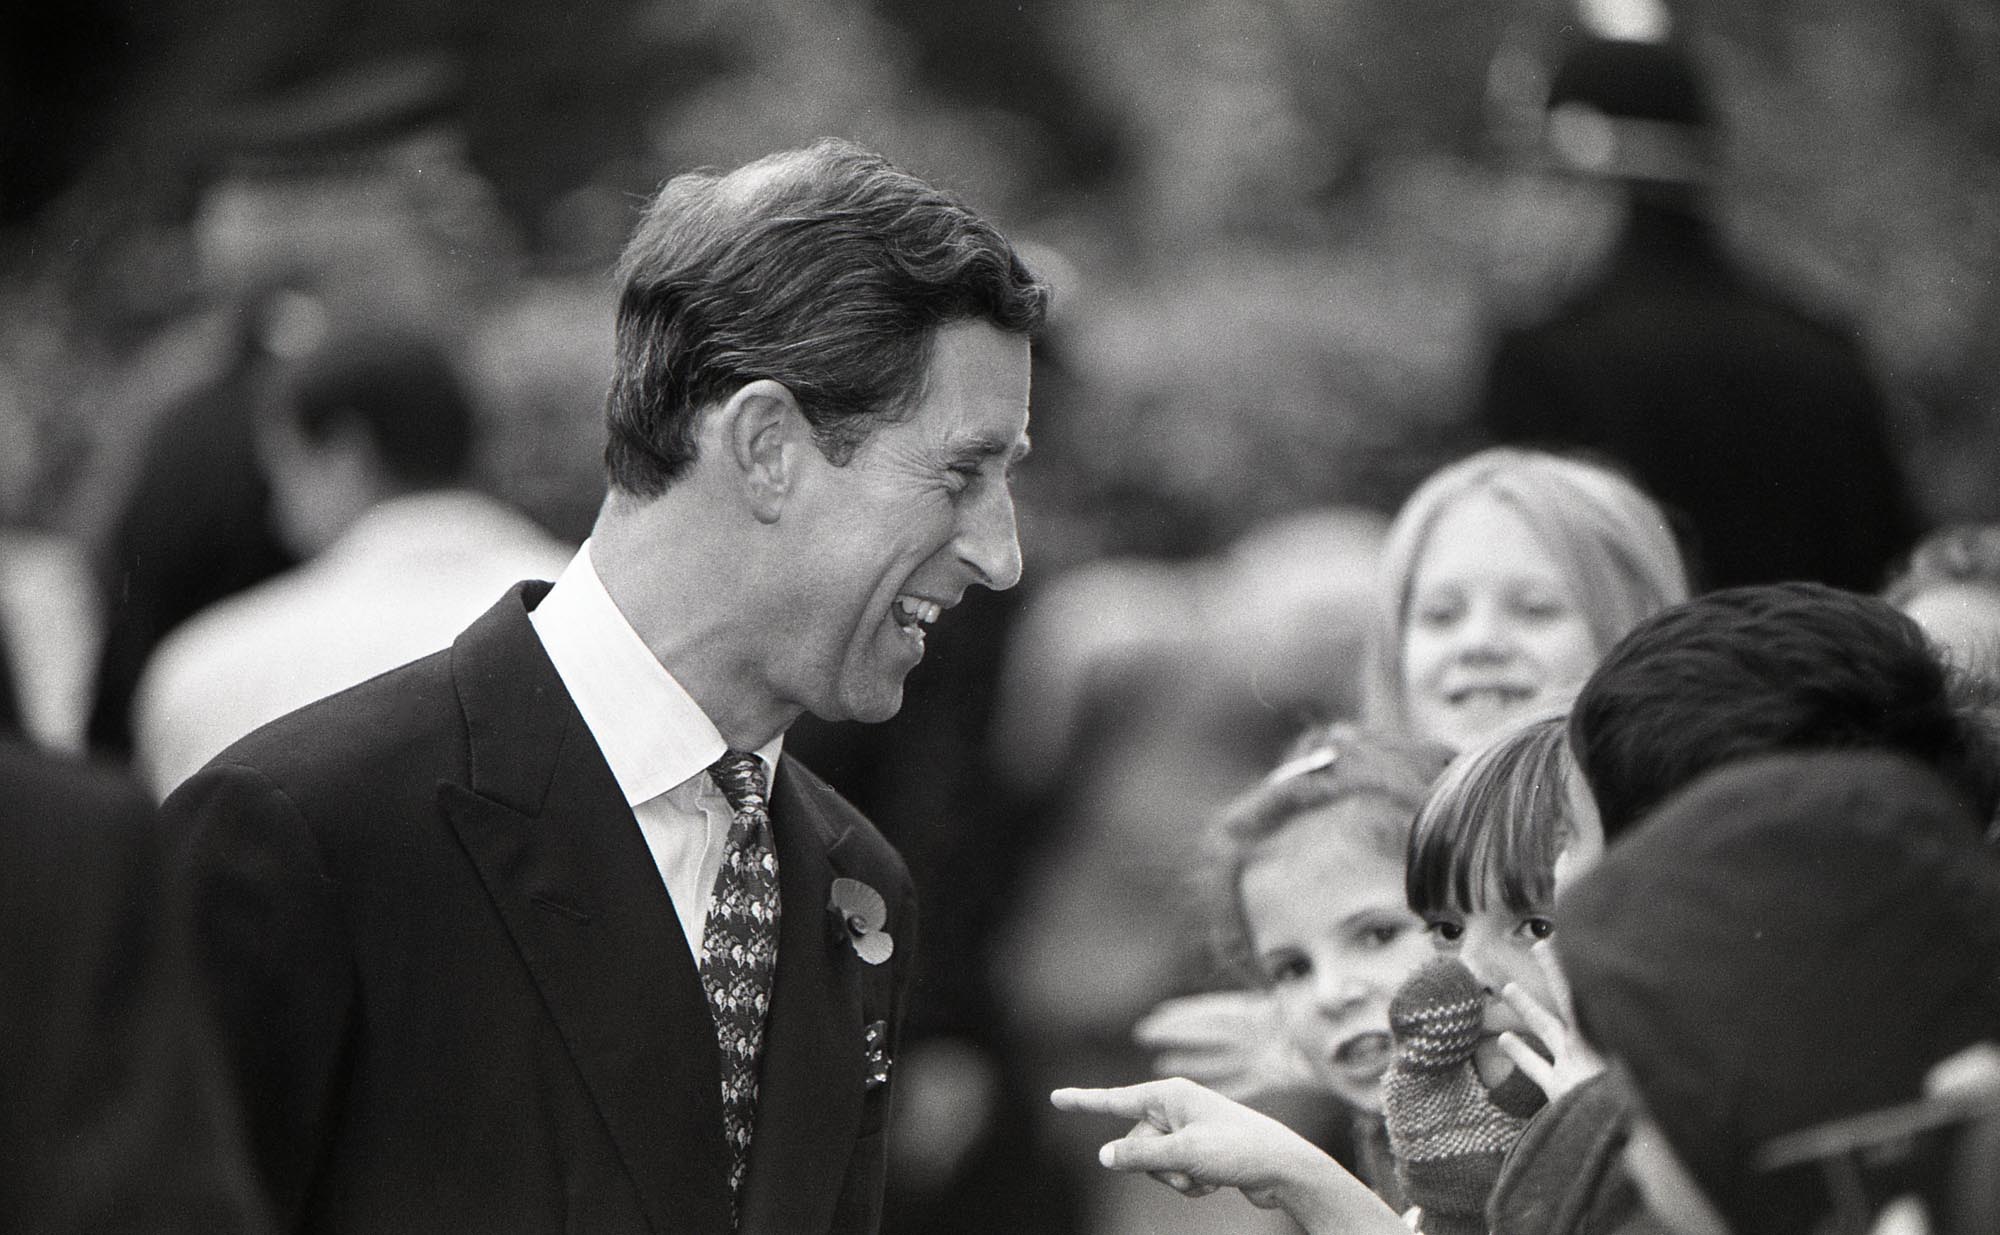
[439,585,732,1235]
[735,764,871,1234]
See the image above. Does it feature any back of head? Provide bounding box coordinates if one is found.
[604,138,1051,498]
[283,325,475,488]
[1571,581,2000,841]
[1405,712,1584,918]
[1555,751,2000,1235]
[1366,447,1688,738]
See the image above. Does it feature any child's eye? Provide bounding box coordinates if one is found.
[1511,593,1569,622]
[1264,954,1309,984]
[1412,598,1463,628]
[1517,917,1555,941]
[1360,922,1406,949]
[1424,919,1464,945]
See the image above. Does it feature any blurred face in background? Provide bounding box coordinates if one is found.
[1899,582,2000,673]
[1402,491,1601,752]
[1242,798,1434,1112]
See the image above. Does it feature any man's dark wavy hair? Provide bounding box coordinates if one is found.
[604,138,1051,497]
[1571,582,2000,841]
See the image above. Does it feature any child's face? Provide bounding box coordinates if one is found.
[1242,800,1434,1113]
[1422,778,1605,1076]
[1401,492,1601,752]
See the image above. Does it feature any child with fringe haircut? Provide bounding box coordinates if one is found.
[1386,711,1630,1235]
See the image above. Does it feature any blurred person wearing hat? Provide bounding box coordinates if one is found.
[85,51,509,761]
[1478,34,1920,593]
[161,139,1047,1235]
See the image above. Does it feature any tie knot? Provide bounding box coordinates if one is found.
[707,749,769,816]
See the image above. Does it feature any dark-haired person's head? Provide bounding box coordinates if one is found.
[604,138,1050,497]
[1569,582,2000,842]
[260,325,476,555]
[1555,751,2000,1235]
[285,328,473,483]
[589,141,1049,736]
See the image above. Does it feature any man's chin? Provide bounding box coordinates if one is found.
[820,682,908,727]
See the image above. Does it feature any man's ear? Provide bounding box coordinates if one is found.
[714,379,808,523]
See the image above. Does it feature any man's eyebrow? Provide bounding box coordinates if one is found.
[951,433,1032,465]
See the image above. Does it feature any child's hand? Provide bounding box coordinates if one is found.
[1053,1077,1296,1205]
[1133,990,1314,1103]
[1050,1079,1408,1234]
[1496,942,1604,1104]
[1382,957,1530,1235]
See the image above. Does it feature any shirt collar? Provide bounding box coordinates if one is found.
[528,541,782,806]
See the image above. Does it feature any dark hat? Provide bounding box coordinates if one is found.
[1555,751,2000,1235]
[206,52,466,177]
[1541,37,1712,183]
[1547,36,1710,128]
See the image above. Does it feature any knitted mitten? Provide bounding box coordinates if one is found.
[1382,957,1531,1235]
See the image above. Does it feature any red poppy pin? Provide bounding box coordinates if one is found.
[828,877,893,965]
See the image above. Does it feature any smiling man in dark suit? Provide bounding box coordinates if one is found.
[161,138,1049,1234]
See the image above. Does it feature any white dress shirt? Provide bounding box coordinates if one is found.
[529,542,782,962]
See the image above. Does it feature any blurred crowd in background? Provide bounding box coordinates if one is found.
[4,0,2000,1231]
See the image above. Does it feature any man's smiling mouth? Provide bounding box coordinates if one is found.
[892,596,941,628]
[891,596,942,648]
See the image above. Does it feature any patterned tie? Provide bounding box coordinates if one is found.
[702,750,782,1215]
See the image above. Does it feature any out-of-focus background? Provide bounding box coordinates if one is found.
[3,0,1995,1230]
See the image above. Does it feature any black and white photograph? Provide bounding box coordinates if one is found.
[2,0,1998,1231]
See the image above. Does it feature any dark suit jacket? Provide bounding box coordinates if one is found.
[2,739,267,1233]
[162,583,917,1234]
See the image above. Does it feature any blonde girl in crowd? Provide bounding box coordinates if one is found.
[1363,447,1688,753]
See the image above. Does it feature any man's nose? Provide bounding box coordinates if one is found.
[960,483,1022,591]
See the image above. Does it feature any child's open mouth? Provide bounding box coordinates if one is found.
[1333,1030,1394,1079]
